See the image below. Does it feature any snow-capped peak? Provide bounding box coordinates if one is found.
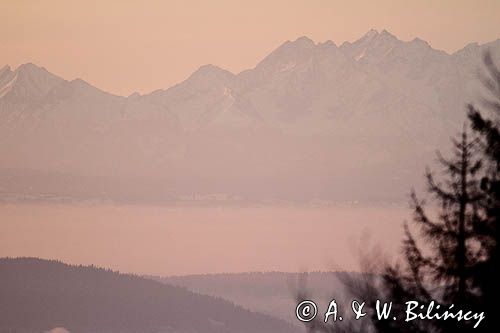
[0,63,64,102]
[410,37,431,48]
[293,36,316,47]
[340,29,401,62]
[189,64,234,80]
[254,36,319,72]
[363,29,379,40]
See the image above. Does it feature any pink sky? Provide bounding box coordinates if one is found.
[0,204,408,275]
[1,0,499,96]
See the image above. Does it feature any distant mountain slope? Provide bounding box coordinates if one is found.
[1,30,499,203]
[0,258,301,333]
[154,271,366,325]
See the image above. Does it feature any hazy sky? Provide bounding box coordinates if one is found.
[1,0,499,96]
[0,204,408,275]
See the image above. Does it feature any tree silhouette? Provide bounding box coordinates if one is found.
[299,129,486,333]
[370,51,500,333]
[377,126,484,332]
[353,51,500,333]
[298,51,500,333]
[467,50,500,332]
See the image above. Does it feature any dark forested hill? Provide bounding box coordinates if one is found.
[0,258,301,333]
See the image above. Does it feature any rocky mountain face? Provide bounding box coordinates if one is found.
[1,30,499,203]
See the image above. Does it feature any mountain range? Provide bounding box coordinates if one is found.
[1,30,499,203]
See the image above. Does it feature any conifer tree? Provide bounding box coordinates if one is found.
[376,127,483,332]
[300,128,484,333]
[299,51,499,333]
[467,50,500,332]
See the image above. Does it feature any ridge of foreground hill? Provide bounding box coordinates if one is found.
[154,271,370,325]
[0,258,301,333]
